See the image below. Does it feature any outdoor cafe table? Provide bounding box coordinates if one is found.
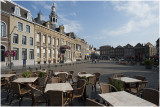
[77,73,94,78]
[1,74,16,78]
[54,72,68,76]
[45,83,73,93]
[113,77,142,83]
[99,91,157,106]
[13,77,38,83]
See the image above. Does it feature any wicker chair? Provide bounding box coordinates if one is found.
[46,90,70,106]
[9,82,31,106]
[28,84,47,106]
[1,78,11,101]
[70,79,86,101]
[57,73,67,83]
[142,88,159,106]
[47,77,59,83]
[30,73,38,77]
[93,72,101,85]
[32,76,48,93]
[7,71,16,74]
[68,71,74,83]
[100,83,118,94]
[126,76,148,96]
[86,98,104,106]
[88,76,97,91]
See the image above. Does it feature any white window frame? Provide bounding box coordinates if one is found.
[14,6,21,16]
[29,37,33,46]
[43,35,46,43]
[29,49,34,59]
[13,47,19,60]
[1,21,7,37]
[27,12,32,21]
[18,22,23,31]
[37,33,40,42]
[26,25,30,33]
[48,49,51,58]
[43,48,46,58]
[22,48,27,60]
[37,48,40,58]
[22,35,27,45]
[13,33,19,44]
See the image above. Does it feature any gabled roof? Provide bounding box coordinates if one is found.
[1,1,31,20]
[135,43,144,47]
[116,45,123,48]
[124,44,133,48]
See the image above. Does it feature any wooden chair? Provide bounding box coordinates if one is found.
[70,79,86,102]
[9,82,31,106]
[57,73,67,83]
[47,77,59,83]
[93,72,101,85]
[30,73,37,77]
[100,83,117,94]
[1,78,11,101]
[7,71,16,74]
[86,98,104,106]
[134,75,146,81]
[46,90,70,106]
[142,88,159,106]
[88,76,97,91]
[28,84,47,106]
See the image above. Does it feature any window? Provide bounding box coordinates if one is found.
[27,12,32,21]
[22,35,27,45]
[22,48,27,60]
[13,34,18,44]
[29,37,33,46]
[26,25,30,33]
[14,6,21,16]
[29,49,34,59]
[53,49,55,57]
[37,48,40,58]
[37,33,40,42]
[48,36,51,44]
[13,47,19,60]
[61,39,64,45]
[53,38,55,46]
[1,21,6,37]
[43,48,46,58]
[56,38,59,46]
[48,49,51,58]
[18,22,23,31]
[43,35,46,43]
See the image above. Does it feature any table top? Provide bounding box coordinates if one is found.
[45,83,73,93]
[114,77,142,83]
[78,73,94,78]
[99,91,157,106]
[1,74,16,78]
[13,77,38,83]
[54,72,68,75]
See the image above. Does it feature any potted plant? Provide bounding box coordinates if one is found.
[109,79,124,91]
[144,59,153,69]
[38,72,45,78]
[81,76,89,85]
[23,71,31,78]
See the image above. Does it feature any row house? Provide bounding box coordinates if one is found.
[100,42,157,61]
[100,45,111,60]
[1,1,89,66]
[1,1,34,66]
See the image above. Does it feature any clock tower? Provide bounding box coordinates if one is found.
[49,3,58,30]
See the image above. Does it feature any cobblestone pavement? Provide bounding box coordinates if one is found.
[1,60,159,106]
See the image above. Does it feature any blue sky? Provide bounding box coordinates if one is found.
[14,1,159,49]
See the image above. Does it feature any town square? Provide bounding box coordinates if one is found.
[1,0,159,106]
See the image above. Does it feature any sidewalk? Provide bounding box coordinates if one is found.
[1,60,88,73]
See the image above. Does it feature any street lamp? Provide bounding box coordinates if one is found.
[8,26,17,69]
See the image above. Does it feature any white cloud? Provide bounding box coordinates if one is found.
[34,1,51,10]
[70,12,77,16]
[58,13,82,33]
[31,5,38,11]
[105,1,159,36]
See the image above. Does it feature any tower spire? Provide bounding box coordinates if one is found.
[49,2,58,30]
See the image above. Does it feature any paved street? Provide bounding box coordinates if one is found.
[1,60,159,106]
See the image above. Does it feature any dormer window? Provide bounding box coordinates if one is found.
[14,6,21,16]
[27,12,32,21]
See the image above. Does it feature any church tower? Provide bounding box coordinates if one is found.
[49,3,58,30]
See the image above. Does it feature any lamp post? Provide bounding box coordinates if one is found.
[8,26,17,69]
